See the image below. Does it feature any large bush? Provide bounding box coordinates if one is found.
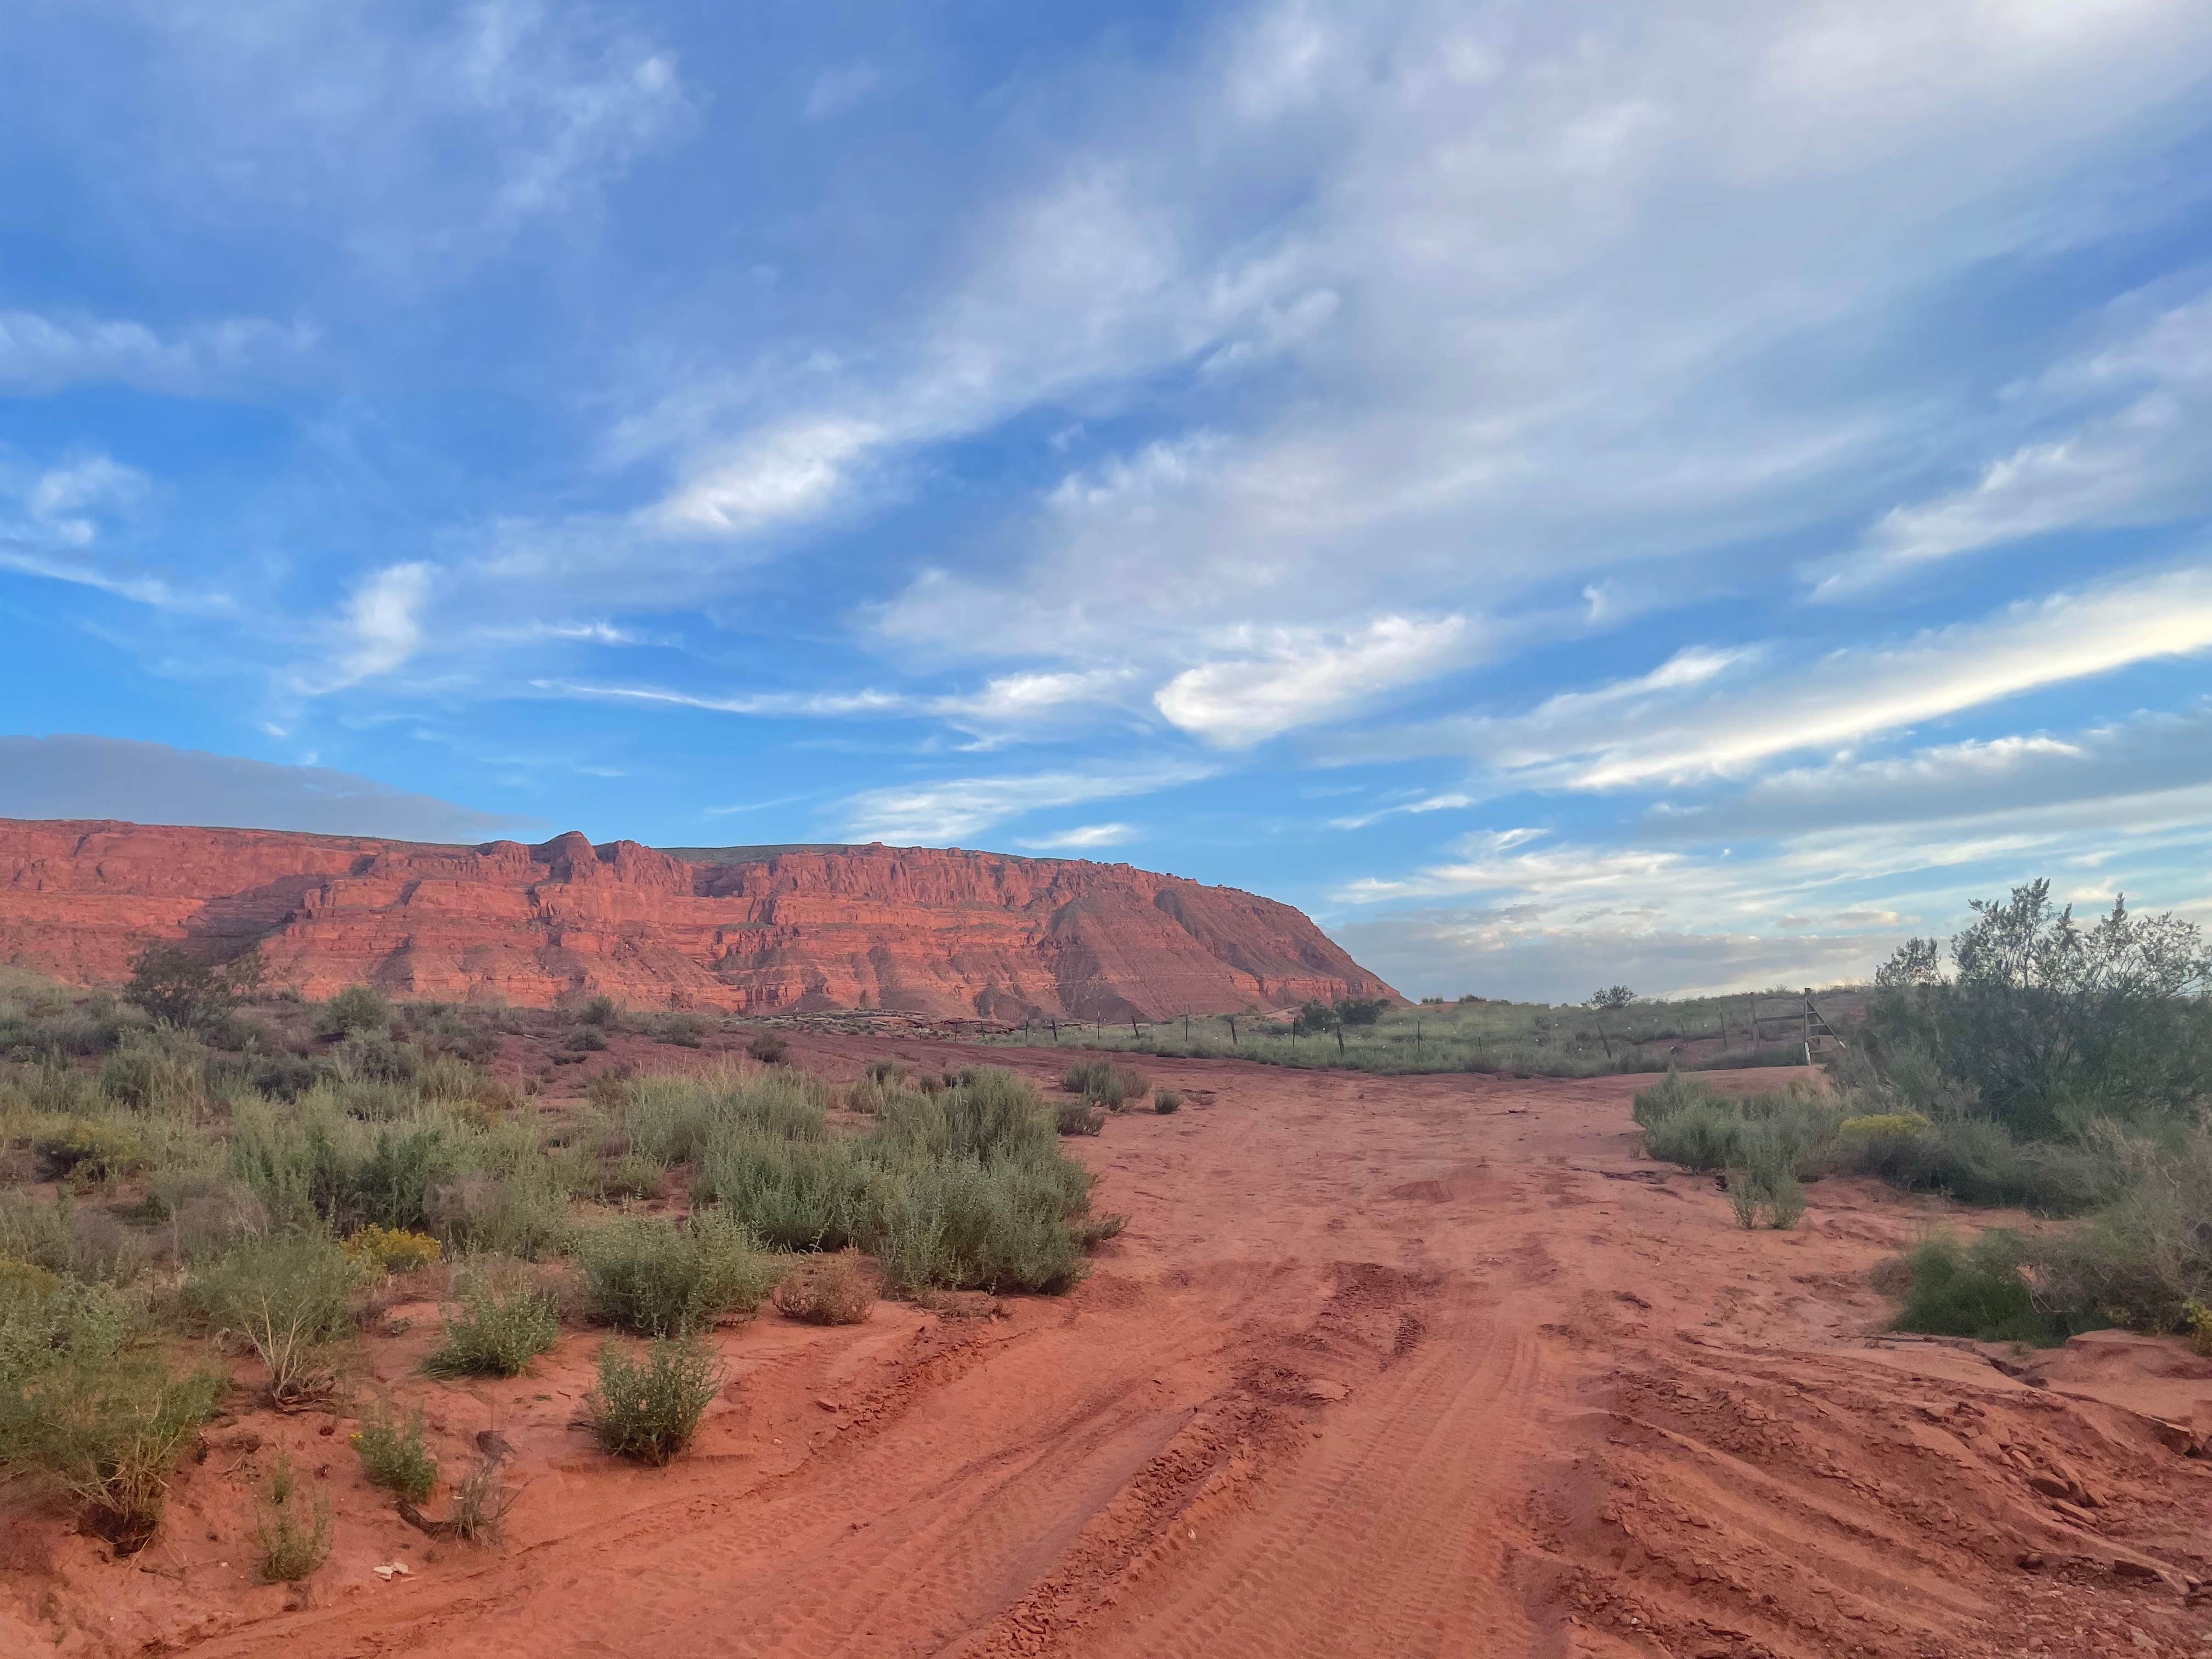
[577,1209,785,1336]
[0,1278,222,1550]
[1868,881,2212,1138]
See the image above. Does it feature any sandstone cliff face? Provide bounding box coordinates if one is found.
[0,820,1396,1020]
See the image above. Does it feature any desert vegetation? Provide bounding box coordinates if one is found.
[1635,881,2212,1345]
[989,988,1831,1077]
[0,962,1125,1558]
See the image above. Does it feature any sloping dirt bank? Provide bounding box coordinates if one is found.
[13,1046,2212,1657]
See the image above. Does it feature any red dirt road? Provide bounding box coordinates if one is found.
[20,1045,2212,1657]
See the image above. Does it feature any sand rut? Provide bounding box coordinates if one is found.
[112,1051,2212,1658]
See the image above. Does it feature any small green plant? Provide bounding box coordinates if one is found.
[351,1401,439,1503]
[193,1233,364,1407]
[446,1451,517,1543]
[255,1455,333,1582]
[424,1260,560,1378]
[2185,1299,2212,1357]
[1154,1090,1182,1115]
[577,1208,785,1336]
[1724,1128,1808,1230]
[577,995,621,1028]
[744,1031,789,1064]
[771,1250,873,1325]
[586,1337,724,1465]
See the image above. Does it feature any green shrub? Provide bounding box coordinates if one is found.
[1060,1059,1148,1108]
[1867,882,2212,1140]
[99,1042,204,1114]
[335,1031,421,1085]
[351,1401,439,1502]
[861,1149,1093,1297]
[744,1031,788,1064]
[192,1233,363,1406]
[597,1153,667,1201]
[623,1064,827,1166]
[32,1118,150,1183]
[0,1188,155,1283]
[424,1259,560,1378]
[255,1455,332,1582]
[0,1279,222,1551]
[1056,1101,1104,1136]
[1888,1231,2073,1345]
[1154,1090,1182,1115]
[424,1172,574,1260]
[656,1013,708,1048]
[586,1337,723,1465]
[577,995,621,1028]
[321,984,393,1037]
[694,1129,867,1250]
[1635,1075,1841,1179]
[1643,1100,1746,1171]
[877,1069,1057,1163]
[578,1209,785,1336]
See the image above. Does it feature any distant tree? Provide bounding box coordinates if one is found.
[320,984,393,1037]
[1334,997,1388,1027]
[1290,1000,1337,1037]
[124,943,263,1032]
[1585,985,1635,1062]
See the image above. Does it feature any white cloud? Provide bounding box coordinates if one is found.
[24,455,150,546]
[836,763,1212,844]
[1154,613,1472,746]
[0,311,313,396]
[650,418,884,537]
[1373,562,2212,788]
[1017,822,1137,851]
[1813,291,2212,597]
[1327,792,1474,831]
[531,667,1128,731]
[860,0,2212,662]
[291,562,436,695]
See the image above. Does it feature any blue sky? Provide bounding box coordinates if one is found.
[5,2,2212,1002]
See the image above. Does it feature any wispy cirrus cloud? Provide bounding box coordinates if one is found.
[1017,822,1136,851]
[836,762,1212,844]
[1812,290,2212,599]
[0,311,314,396]
[1363,562,2212,788]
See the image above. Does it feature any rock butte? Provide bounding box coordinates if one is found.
[0,818,1396,1020]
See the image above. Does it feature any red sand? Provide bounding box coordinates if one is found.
[10,1043,2212,1657]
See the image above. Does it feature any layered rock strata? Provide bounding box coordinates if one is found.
[0,820,1396,1020]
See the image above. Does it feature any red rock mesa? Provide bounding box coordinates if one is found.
[0,819,1396,1020]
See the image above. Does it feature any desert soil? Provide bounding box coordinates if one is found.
[11,1041,2212,1658]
